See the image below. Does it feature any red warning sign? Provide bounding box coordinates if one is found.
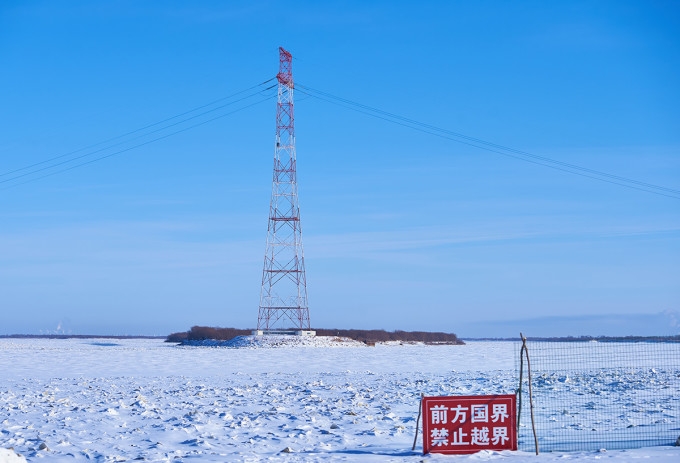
[422,394,517,454]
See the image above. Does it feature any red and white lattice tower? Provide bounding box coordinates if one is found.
[257,47,311,331]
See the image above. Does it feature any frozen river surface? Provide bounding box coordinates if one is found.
[1,338,678,462]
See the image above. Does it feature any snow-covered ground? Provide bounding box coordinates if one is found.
[0,338,678,462]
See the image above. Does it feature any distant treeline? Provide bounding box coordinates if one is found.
[467,335,680,343]
[166,326,464,345]
[314,329,464,344]
[528,335,680,343]
[0,334,164,339]
[166,326,250,343]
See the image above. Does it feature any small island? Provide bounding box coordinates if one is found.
[166,326,464,345]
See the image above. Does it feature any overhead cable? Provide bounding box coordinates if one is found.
[1,78,275,179]
[296,83,680,200]
[2,80,276,189]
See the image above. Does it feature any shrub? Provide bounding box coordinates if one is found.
[313,328,463,345]
[165,331,189,343]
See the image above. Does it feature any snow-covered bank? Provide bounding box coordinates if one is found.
[181,334,367,348]
[180,334,465,348]
[1,339,678,462]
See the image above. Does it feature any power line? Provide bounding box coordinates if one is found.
[1,93,276,191]
[1,86,275,185]
[6,78,677,200]
[297,88,680,200]
[296,83,680,200]
[0,78,275,179]
[2,81,276,188]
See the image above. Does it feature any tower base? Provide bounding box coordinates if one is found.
[252,330,316,337]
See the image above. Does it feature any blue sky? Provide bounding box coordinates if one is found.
[1,0,678,337]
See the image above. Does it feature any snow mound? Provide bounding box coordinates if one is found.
[182,335,367,348]
[0,448,27,463]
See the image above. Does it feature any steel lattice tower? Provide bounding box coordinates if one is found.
[257,47,311,331]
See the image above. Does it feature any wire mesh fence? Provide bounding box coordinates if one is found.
[516,340,680,452]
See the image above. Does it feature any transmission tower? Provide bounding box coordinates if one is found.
[257,47,311,332]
